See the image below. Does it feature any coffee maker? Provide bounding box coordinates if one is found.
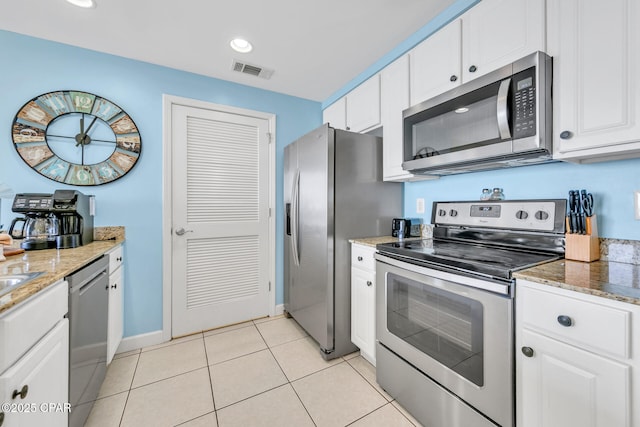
[10,193,59,250]
[9,190,94,250]
[51,190,94,249]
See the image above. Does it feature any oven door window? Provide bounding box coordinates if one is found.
[386,272,484,386]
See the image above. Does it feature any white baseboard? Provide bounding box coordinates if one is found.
[275,304,284,316]
[118,306,284,354]
[116,330,165,354]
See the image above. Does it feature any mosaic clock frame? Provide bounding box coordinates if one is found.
[12,90,141,186]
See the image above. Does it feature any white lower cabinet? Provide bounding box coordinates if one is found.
[516,279,639,427]
[350,243,376,365]
[0,280,69,427]
[107,244,124,364]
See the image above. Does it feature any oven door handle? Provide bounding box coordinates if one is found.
[375,253,511,296]
[496,78,512,140]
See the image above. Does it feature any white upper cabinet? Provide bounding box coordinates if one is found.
[462,0,546,82]
[410,20,462,106]
[409,0,545,107]
[323,76,381,134]
[347,75,381,133]
[322,97,346,130]
[383,55,435,181]
[548,0,640,162]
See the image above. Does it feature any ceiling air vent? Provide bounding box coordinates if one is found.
[231,59,274,79]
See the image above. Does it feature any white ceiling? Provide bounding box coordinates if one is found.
[0,0,456,102]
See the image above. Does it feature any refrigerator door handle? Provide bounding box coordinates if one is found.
[291,169,300,266]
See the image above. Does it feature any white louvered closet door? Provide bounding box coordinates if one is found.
[171,104,270,337]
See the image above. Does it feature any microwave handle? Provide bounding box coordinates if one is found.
[496,78,512,140]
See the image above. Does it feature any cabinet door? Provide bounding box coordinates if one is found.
[382,55,410,181]
[0,319,69,427]
[346,75,381,133]
[323,97,347,130]
[518,329,630,427]
[462,0,545,82]
[107,265,123,364]
[350,267,376,365]
[410,19,461,106]
[548,0,640,161]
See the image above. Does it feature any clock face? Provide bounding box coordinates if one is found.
[12,90,141,185]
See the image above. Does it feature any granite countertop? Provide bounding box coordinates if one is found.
[515,259,640,306]
[0,227,125,314]
[349,236,423,248]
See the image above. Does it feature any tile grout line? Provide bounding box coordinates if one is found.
[255,322,319,427]
[118,349,142,427]
[343,357,418,426]
[201,333,219,427]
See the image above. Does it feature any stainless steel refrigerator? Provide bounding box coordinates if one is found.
[284,124,402,360]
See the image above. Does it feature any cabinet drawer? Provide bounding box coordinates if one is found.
[108,244,123,273]
[351,244,376,272]
[0,280,68,373]
[520,285,630,359]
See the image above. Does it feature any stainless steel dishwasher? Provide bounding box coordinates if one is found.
[66,255,109,427]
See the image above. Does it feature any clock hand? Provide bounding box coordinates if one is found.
[80,113,85,134]
[84,116,98,134]
[48,134,115,144]
[81,116,99,145]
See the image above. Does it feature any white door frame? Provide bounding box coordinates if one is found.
[162,94,276,342]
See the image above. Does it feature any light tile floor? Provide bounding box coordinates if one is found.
[83,315,423,427]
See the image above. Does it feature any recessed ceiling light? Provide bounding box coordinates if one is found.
[66,0,96,8]
[455,107,470,114]
[230,38,253,53]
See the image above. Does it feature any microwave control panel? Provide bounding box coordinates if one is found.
[512,67,537,139]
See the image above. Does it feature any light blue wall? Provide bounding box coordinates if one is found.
[322,0,480,109]
[404,159,640,240]
[0,30,321,338]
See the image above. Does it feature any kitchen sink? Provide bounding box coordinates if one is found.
[0,272,44,298]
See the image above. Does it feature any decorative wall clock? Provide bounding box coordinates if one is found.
[12,90,141,185]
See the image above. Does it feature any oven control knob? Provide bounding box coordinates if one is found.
[449,209,458,217]
[438,209,447,217]
[535,210,549,220]
[515,210,529,220]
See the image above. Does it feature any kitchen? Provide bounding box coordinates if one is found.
[1,0,640,426]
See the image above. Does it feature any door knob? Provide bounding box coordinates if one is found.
[521,347,534,358]
[175,228,193,236]
[12,385,28,400]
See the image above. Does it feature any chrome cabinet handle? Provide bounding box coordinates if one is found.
[450,75,458,82]
[366,281,373,287]
[469,65,477,73]
[12,385,28,400]
[521,347,534,358]
[175,228,193,236]
[357,256,363,261]
[557,315,573,327]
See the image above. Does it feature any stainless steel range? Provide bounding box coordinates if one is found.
[375,199,566,427]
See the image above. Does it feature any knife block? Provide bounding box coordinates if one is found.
[565,215,600,262]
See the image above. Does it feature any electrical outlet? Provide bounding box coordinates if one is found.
[416,198,425,214]
[635,191,640,220]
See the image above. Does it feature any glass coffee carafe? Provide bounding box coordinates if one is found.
[18,213,59,250]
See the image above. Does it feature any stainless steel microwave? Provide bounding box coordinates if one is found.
[402,51,553,176]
